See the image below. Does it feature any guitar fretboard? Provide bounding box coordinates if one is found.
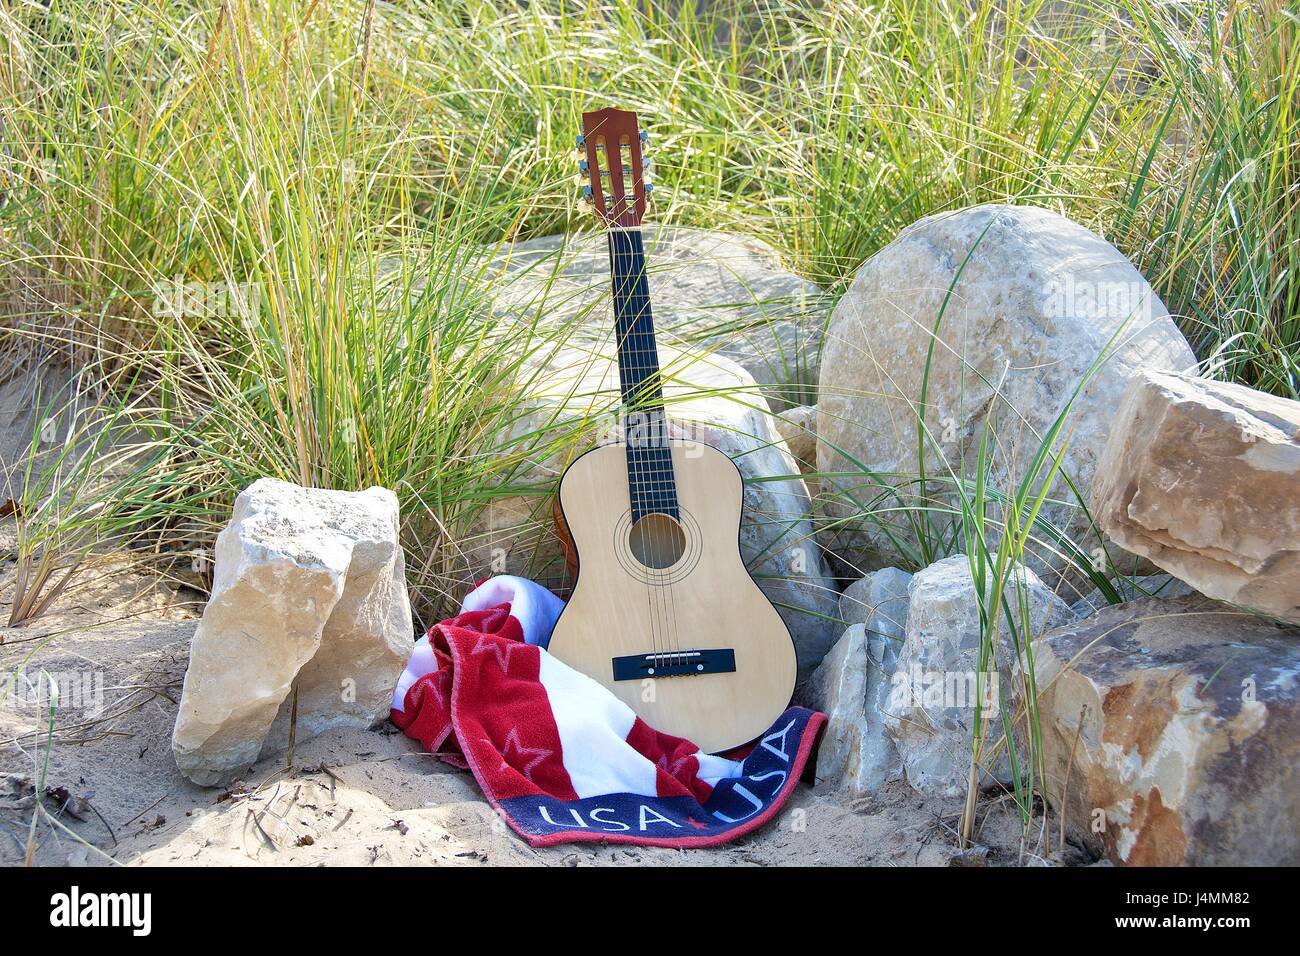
[608,228,679,523]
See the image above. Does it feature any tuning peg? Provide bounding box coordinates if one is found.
[576,134,585,147]
[582,185,593,200]
[639,131,648,143]
[577,159,590,173]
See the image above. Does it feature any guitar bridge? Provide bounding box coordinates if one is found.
[611,648,736,681]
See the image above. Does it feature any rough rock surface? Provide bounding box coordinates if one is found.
[884,555,1071,797]
[486,226,828,409]
[805,567,912,794]
[462,345,839,676]
[172,479,413,786]
[839,576,873,627]
[803,625,871,790]
[1091,370,1300,625]
[817,204,1195,578]
[839,566,911,630]
[1036,595,1300,865]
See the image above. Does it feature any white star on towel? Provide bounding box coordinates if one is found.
[498,727,551,783]
[418,670,449,712]
[469,632,521,673]
[657,750,695,777]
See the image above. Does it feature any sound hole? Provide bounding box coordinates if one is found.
[628,513,686,570]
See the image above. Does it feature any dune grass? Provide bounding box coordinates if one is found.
[1,0,1296,847]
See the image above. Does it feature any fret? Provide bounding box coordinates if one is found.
[608,227,679,522]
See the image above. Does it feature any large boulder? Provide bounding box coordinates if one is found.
[817,204,1196,581]
[172,479,413,786]
[1036,596,1300,865]
[486,226,828,409]
[460,344,839,676]
[1091,370,1300,625]
[884,555,1072,797]
[804,567,911,794]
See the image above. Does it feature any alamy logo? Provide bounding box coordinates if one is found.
[889,666,1000,716]
[49,886,151,936]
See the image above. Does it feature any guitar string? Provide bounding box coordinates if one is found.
[618,225,670,676]
[618,222,672,674]
[641,230,684,671]
[624,225,683,672]
[627,229,671,672]
[616,224,676,675]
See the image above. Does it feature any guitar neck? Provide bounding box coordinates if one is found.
[608,227,679,521]
[609,228,663,415]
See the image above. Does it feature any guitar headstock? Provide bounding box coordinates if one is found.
[577,107,651,229]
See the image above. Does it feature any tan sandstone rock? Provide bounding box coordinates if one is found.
[1091,370,1300,625]
[172,479,413,786]
[817,204,1195,584]
[1036,596,1300,865]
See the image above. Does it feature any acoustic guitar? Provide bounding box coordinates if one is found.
[547,107,797,754]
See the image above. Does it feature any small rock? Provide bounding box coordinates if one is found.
[1036,595,1300,865]
[947,844,991,867]
[884,555,1071,798]
[806,568,912,795]
[839,576,873,627]
[0,772,34,811]
[1092,370,1300,625]
[172,478,413,786]
[803,625,870,789]
[839,566,911,632]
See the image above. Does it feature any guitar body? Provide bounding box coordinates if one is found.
[548,440,797,754]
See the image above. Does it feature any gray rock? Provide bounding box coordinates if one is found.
[808,568,912,795]
[803,625,870,788]
[172,479,413,786]
[858,568,911,787]
[839,576,873,627]
[884,555,1071,797]
[803,626,905,797]
[818,204,1196,581]
[1036,595,1300,865]
[1091,370,1300,625]
[486,226,829,409]
[864,566,912,639]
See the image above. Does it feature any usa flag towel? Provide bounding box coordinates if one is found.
[391,576,825,848]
